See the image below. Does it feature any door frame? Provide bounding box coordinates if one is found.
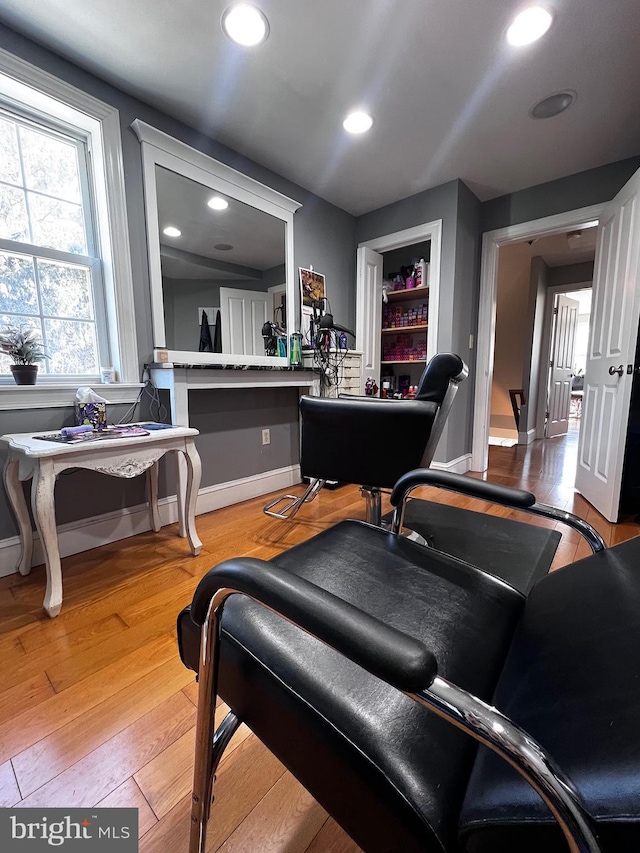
[357,219,442,374]
[471,204,604,471]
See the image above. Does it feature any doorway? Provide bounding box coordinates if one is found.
[547,287,592,435]
[472,203,604,472]
[487,228,596,475]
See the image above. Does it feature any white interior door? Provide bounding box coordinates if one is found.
[355,246,383,393]
[575,167,640,521]
[547,294,579,438]
[220,287,272,356]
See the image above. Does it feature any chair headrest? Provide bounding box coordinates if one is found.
[415,353,467,403]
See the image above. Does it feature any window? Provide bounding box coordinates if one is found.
[0,107,106,377]
[0,48,139,399]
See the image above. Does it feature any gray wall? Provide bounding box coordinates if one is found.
[450,181,482,460]
[0,23,356,542]
[481,157,640,233]
[189,388,299,486]
[548,261,594,288]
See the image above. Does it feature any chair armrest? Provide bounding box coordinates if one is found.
[190,556,438,693]
[390,468,606,553]
[390,469,536,508]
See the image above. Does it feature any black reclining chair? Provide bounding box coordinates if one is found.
[264,352,468,524]
[178,469,640,853]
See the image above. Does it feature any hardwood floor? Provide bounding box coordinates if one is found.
[1,426,639,850]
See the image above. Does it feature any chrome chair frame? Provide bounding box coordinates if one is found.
[189,584,600,853]
[189,489,605,853]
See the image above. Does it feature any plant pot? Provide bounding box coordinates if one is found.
[10,364,38,385]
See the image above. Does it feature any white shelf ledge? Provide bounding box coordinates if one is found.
[0,383,145,410]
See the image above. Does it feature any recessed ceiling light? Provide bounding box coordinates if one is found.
[530,91,575,119]
[343,111,374,134]
[208,196,229,210]
[163,226,181,237]
[214,243,234,251]
[222,4,269,47]
[506,7,553,46]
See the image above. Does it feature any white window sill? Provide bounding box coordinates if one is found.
[0,383,145,411]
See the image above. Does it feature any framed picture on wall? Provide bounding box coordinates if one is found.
[299,267,325,307]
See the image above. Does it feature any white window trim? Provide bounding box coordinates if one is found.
[0,46,140,404]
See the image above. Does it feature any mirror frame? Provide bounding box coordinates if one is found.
[132,119,301,366]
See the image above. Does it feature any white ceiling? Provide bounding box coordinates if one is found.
[529,226,597,266]
[1,0,639,215]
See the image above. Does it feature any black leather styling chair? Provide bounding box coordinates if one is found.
[263,352,468,524]
[178,469,640,853]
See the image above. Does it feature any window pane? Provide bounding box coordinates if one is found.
[28,193,87,254]
[38,259,94,320]
[0,313,43,374]
[19,125,81,202]
[0,118,21,185]
[0,184,29,242]
[0,252,38,315]
[44,318,98,374]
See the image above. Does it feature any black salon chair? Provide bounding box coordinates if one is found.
[264,352,468,524]
[178,469,640,853]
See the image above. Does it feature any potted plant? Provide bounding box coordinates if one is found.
[0,324,47,385]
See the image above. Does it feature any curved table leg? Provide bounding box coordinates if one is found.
[175,452,187,539]
[182,440,202,556]
[31,459,62,618]
[3,457,34,576]
[147,462,161,532]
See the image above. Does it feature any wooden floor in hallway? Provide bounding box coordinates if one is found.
[0,427,638,852]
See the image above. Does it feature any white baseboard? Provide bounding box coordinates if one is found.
[518,429,537,445]
[0,464,301,578]
[194,464,301,515]
[431,453,472,475]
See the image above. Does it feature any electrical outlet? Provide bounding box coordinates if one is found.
[262,428,271,445]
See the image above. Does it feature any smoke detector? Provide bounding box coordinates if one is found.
[567,230,583,249]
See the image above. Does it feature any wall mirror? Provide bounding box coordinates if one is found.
[132,120,301,367]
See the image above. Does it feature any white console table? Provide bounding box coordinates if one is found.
[1,426,202,618]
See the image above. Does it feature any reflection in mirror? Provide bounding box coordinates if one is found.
[156,165,287,358]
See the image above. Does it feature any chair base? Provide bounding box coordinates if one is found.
[361,486,382,526]
[264,480,384,525]
[263,478,325,519]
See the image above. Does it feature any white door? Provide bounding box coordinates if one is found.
[220,287,272,356]
[575,168,640,521]
[355,246,383,393]
[547,294,579,438]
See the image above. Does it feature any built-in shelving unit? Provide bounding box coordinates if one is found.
[356,221,441,397]
[381,324,428,334]
[380,259,429,395]
[385,285,429,303]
